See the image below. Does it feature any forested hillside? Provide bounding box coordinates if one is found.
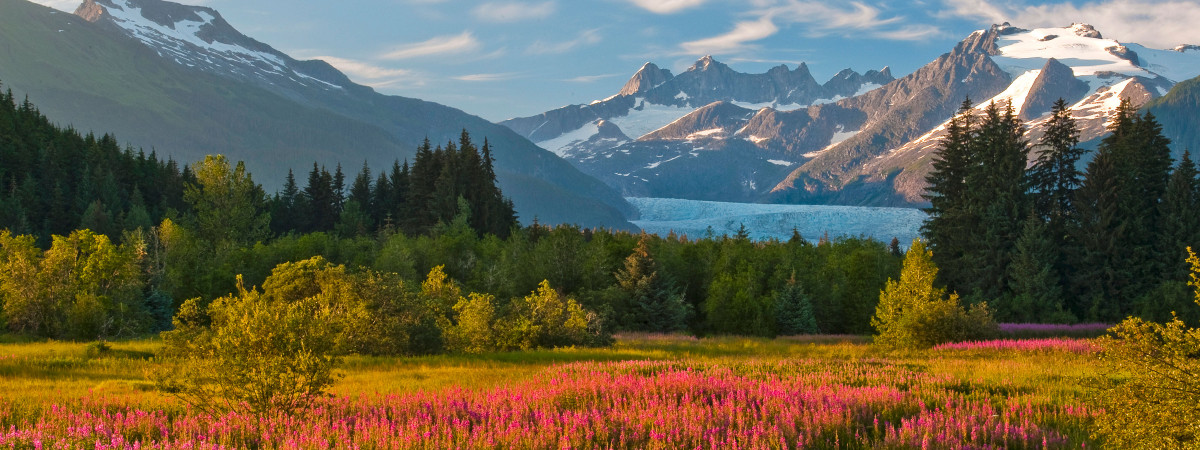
[924,98,1200,325]
[0,89,904,344]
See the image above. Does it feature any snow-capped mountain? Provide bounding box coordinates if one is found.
[0,0,635,228]
[499,56,893,201]
[834,23,1197,203]
[505,23,1200,206]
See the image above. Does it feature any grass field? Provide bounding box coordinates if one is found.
[0,333,1103,448]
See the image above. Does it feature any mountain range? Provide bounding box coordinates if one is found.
[503,23,1200,206]
[0,0,635,228]
[3,0,1199,219]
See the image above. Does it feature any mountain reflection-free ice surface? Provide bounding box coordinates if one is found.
[628,197,926,244]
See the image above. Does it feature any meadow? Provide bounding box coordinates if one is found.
[0,333,1103,449]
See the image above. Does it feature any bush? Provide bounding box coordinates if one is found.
[1093,247,1200,447]
[871,240,996,349]
[155,274,341,415]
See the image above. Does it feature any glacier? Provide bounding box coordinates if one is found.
[628,197,926,244]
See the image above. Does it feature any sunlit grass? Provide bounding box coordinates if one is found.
[0,333,1105,447]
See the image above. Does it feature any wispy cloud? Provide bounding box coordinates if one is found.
[454,72,523,81]
[678,1,941,56]
[380,32,480,59]
[312,56,423,88]
[681,16,778,55]
[471,1,556,22]
[767,1,903,36]
[873,24,945,40]
[564,73,623,82]
[527,29,603,54]
[627,0,707,14]
[939,0,1200,48]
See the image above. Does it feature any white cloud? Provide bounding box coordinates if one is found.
[310,55,423,89]
[313,56,411,80]
[471,1,556,22]
[681,16,779,55]
[873,24,945,40]
[940,0,1200,48]
[564,73,623,82]
[678,0,939,56]
[454,72,522,81]
[767,1,901,35]
[627,0,707,14]
[527,29,603,54]
[380,32,480,59]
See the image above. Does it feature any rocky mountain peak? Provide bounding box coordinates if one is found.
[1174,44,1200,53]
[689,55,727,72]
[74,0,105,21]
[1023,57,1090,118]
[1071,23,1102,39]
[619,62,674,96]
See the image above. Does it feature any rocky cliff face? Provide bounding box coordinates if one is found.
[503,22,1199,207]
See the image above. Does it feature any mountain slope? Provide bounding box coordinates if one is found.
[1145,74,1200,157]
[0,0,634,228]
[506,22,1200,207]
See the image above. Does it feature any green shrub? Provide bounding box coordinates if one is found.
[871,240,996,349]
[155,274,341,415]
[1093,247,1200,447]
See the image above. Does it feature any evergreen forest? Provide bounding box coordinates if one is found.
[924,98,1200,325]
[0,84,902,347]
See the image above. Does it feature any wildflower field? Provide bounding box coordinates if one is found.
[0,334,1103,449]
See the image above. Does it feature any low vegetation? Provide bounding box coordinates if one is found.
[0,334,1102,448]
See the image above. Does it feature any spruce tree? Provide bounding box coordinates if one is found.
[922,99,977,295]
[1158,151,1199,281]
[614,233,688,332]
[774,275,819,335]
[1006,213,1072,323]
[964,102,1029,301]
[1073,142,1130,321]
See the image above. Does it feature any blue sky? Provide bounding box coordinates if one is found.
[33,0,1200,121]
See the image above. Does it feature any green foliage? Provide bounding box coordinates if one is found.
[184,155,270,247]
[774,276,819,335]
[0,229,147,339]
[613,234,690,332]
[155,274,341,415]
[872,240,996,349]
[495,280,609,351]
[1004,214,1073,323]
[704,265,773,337]
[1092,249,1200,447]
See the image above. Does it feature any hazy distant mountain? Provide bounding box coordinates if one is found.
[0,0,635,228]
[505,23,1200,206]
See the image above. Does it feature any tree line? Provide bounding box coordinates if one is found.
[0,86,904,344]
[923,98,1199,325]
[0,86,192,245]
[268,132,517,238]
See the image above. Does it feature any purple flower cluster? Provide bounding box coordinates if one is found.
[0,359,1093,449]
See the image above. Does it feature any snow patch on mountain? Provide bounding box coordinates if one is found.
[609,99,694,140]
[731,100,806,111]
[977,70,1040,115]
[1123,43,1200,82]
[538,121,600,156]
[854,83,883,96]
[991,26,1150,78]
